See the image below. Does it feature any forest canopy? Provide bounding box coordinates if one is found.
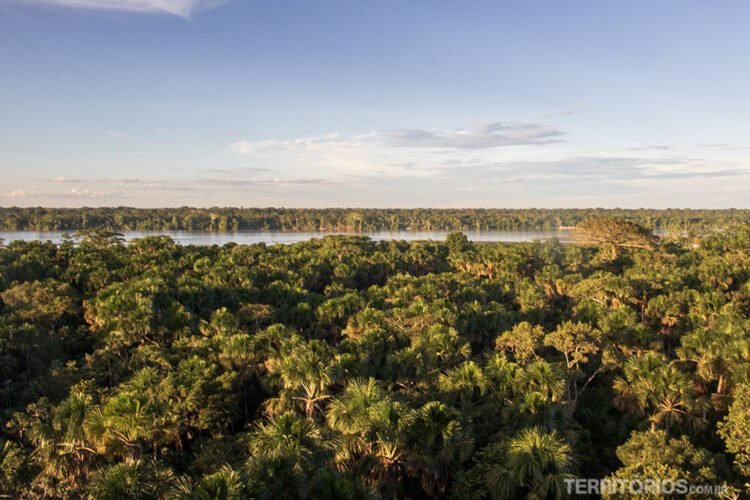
[1,222,750,497]
[1,207,749,232]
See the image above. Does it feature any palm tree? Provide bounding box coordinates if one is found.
[677,316,749,400]
[438,361,488,413]
[411,324,471,373]
[342,307,387,340]
[216,333,261,422]
[0,440,23,494]
[613,352,706,431]
[85,394,158,459]
[86,461,142,500]
[613,352,665,417]
[519,361,566,403]
[326,378,404,490]
[248,412,322,463]
[308,468,370,500]
[243,454,307,500]
[28,385,100,491]
[504,392,571,434]
[170,466,246,500]
[267,340,335,420]
[86,458,175,500]
[401,401,473,497]
[483,354,522,401]
[486,427,576,500]
[326,378,396,438]
[648,365,709,432]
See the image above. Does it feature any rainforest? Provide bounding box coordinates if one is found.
[2,207,750,233]
[1,219,749,498]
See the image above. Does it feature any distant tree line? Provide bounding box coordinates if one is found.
[1,207,749,232]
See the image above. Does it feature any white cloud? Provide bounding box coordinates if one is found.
[19,0,226,18]
[227,133,389,177]
[226,122,565,181]
[2,187,122,200]
[700,143,750,151]
[384,122,565,149]
[107,130,126,137]
[228,133,368,156]
[228,122,564,157]
[4,190,37,198]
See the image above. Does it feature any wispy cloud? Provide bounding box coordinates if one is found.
[107,130,126,137]
[227,133,387,178]
[224,122,750,196]
[203,166,270,175]
[8,115,750,208]
[53,176,84,183]
[384,122,564,149]
[5,151,750,208]
[541,108,579,119]
[18,0,226,18]
[433,155,750,184]
[4,190,37,199]
[3,187,123,200]
[229,121,564,158]
[700,143,750,151]
[228,133,372,156]
[628,145,672,151]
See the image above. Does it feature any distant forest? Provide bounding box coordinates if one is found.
[1,207,749,232]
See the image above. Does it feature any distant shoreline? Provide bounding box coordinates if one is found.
[0,207,745,232]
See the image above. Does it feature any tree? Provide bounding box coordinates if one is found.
[574,219,658,251]
[0,440,24,494]
[0,280,77,330]
[544,321,603,401]
[438,361,488,413]
[613,353,707,432]
[486,427,576,500]
[519,361,567,403]
[401,401,473,496]
[606,430,732,498]
[326,378,404,491]
[169,466,247,500]
[717,384,750,477]
[84,368,176,460]
[86,459,175,500]
[677,327,732,399]
[84,277,190,349]
[248,412,322,464]
[265,340,335,420]
[26,384,100,495]
[496,322,544,364]
[170,466,246,500]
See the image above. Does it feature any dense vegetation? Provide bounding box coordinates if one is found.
[1,222,750,498]
[2,207,750,232]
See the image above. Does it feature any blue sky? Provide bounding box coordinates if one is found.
[1,0,749,208]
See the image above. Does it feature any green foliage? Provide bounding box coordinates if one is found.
[496,322,544,364]
[1,206,748,232]
[574,218,659,251]
[1,221,750,496]
[86,459,175,499]
[605,430,732,498]
[0,440,24,493]
[718,384,750,476]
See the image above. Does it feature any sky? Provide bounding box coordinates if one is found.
[1,0,749,208]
